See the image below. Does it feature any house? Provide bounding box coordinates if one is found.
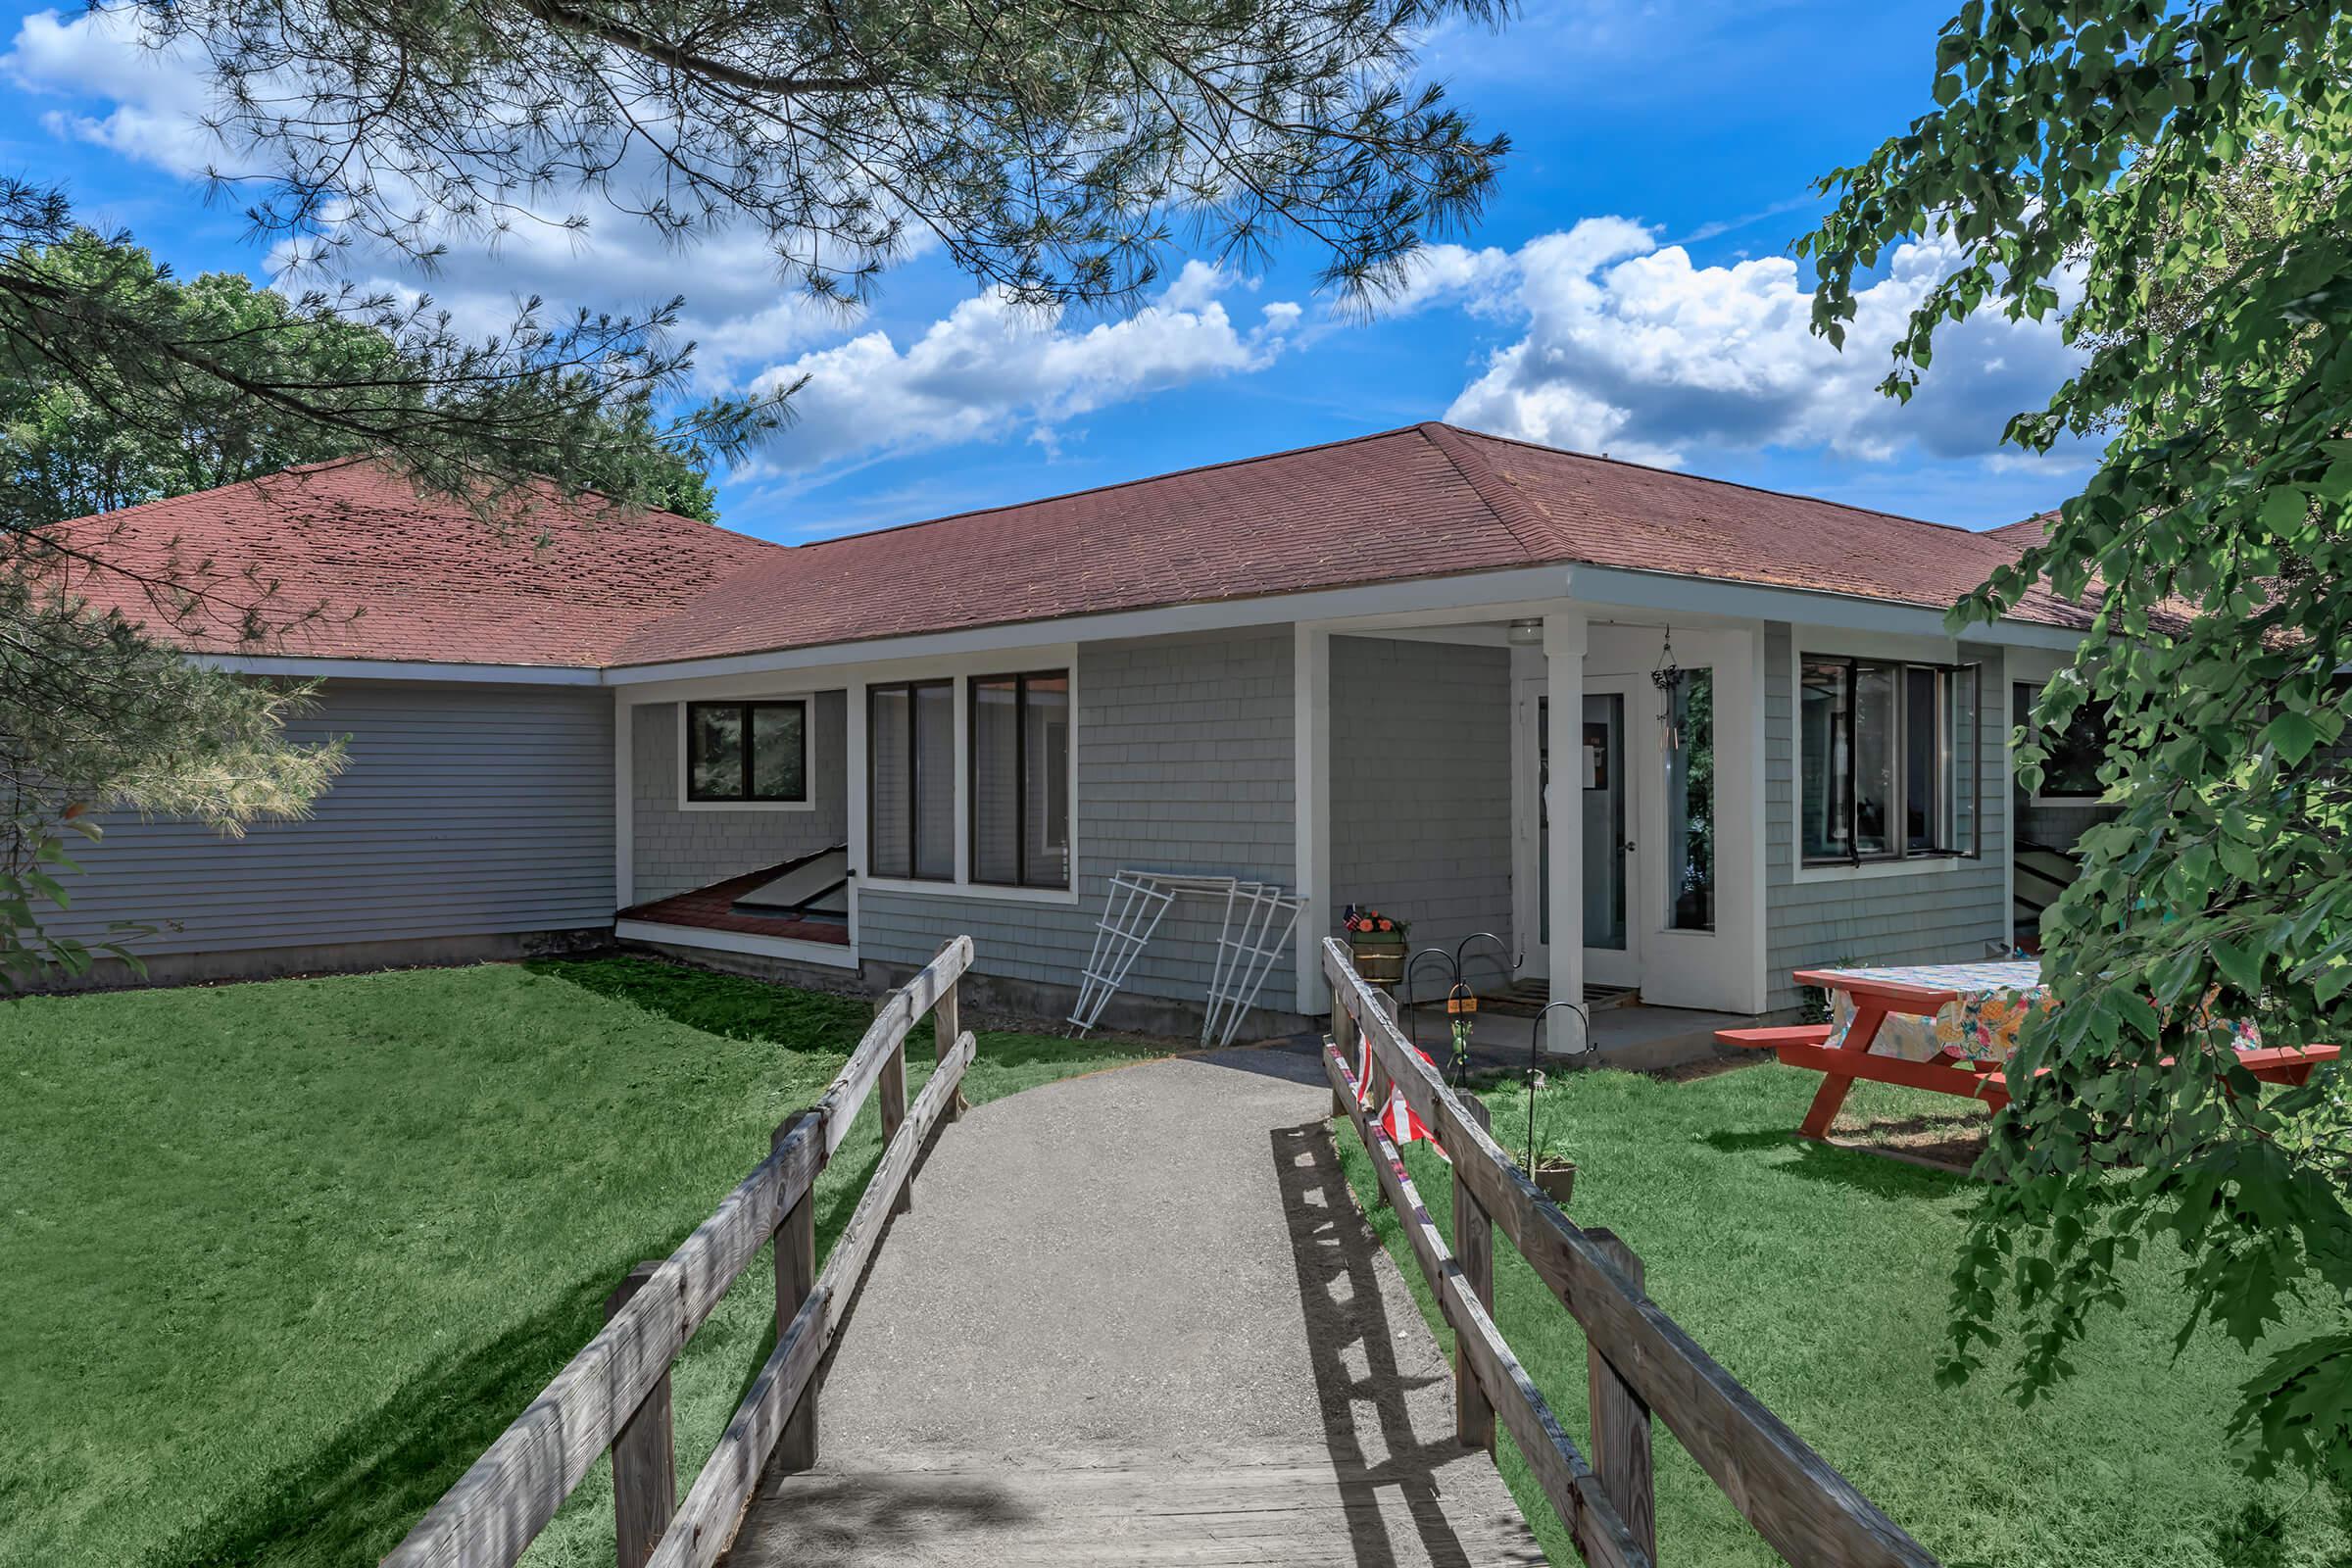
[46,424,2108,1041]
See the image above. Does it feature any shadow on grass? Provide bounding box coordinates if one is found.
[521,956,869,1054]
[1699,1127,1974,1201]
[151,1279,613,1568]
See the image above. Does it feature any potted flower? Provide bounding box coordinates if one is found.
[1520,1070,1578,1205]
[1343,906,1409,993]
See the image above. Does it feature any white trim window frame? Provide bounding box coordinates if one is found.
[1797,653,1983,870]
[967,668,1073,892]
[678,698,816,812]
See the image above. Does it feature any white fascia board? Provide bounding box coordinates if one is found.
[613,918,859,969]
[604,560,2087,689]
[1559,564,2090,651]
[199,654,602,685]
[599,566,1577,686]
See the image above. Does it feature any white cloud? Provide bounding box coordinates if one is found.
[1421,219,2084,470]
[4,9,866,380]
[745,263,1298,474]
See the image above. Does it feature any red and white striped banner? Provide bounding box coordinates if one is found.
[1354,1030,1446,1162]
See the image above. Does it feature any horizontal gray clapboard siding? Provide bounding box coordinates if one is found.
[631,692,849,903]
[52,681,616,957]
[1330,635,1515,991]
[859,627,1298,1004]
[1762,627,2011,1012]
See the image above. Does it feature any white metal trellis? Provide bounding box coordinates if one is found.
[1200,881,1304,1048]
[1067,869,1298,1042]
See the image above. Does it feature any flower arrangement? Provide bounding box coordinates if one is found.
[1343,905,1407,939]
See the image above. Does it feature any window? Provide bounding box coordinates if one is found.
[1800,658,1980,865]
[2013,681,2113,799]
[868,681,955,880]
[1663,669,1714,930]
[970,671,1071,889]
[685,700,808,803]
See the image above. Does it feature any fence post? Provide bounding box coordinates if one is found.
[934,945,967,1122]
[880,994,912,1217]
[1365,991,1399,1208]
[1454,1096,1495,1454]
[604,1261,677,1568]
[1585,1226,1658,1562]
[773,1114,821,1474]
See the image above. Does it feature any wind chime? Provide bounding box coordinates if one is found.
[1651,626,1686,751]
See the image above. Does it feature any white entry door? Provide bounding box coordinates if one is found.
[1512,674,1645,991]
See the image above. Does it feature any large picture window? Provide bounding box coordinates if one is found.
[1800,658,1980,865]
[970,671,1071,889]
[685,700,808,803]
[868,681,955,880]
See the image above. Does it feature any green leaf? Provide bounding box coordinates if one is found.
[2260,710,2321,765]
[2210,938,2265,995]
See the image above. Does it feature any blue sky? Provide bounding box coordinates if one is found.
[0,1,2094,544]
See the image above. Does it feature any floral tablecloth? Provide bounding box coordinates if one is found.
[1819,961,2053,1064]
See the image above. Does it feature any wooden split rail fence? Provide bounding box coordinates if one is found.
[382,937,976,1568]
[1322,937,1940,1568]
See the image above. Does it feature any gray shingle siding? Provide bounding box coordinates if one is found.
[52,681,615,956]
[1761,626,2011,1012]
[630,693,848,903]
[1330,636,1514,990]
[858,628,1298,1005]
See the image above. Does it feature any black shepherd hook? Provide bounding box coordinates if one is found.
[1525,998,1594,1170]
[1400,932,1522,1087]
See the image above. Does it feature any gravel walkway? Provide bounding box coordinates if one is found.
[721,1042,1544,1567]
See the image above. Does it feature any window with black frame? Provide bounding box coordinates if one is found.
[685,700,808,803]
[2013,681,2115,800]
[868,681,955,879]
[970,671,1070,889]
[1799,658,1980,864]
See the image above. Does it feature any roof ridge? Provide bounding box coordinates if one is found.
[1443,423,1996,539]
[1415,421,1560,563]
[780,422,1438,554]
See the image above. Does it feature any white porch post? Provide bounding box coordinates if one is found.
[1294,623,1333,1016]
[1544,609,1587,1034]
[845,678,867,954]
[612,692,636,909]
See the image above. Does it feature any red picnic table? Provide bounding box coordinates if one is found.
[1718,961,2339,1141]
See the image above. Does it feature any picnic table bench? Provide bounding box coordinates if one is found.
[1718,961,2338,1141]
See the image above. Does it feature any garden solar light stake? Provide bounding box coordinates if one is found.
[1527,1000,1594,1172]
[1400,931,1516,1088]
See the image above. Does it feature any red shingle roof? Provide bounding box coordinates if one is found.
[612,423,2087,666]
[50,461,781,666]
[54,425,2084,671]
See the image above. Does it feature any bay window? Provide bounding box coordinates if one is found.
[1800,657,1980,864]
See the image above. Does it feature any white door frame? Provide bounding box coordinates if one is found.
[1581,674,1646,989]
[1512,671,1646,990]
[1509,672,1547,983]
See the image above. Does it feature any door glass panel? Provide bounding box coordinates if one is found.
[1582,694,1627,952]
[1664,670,1714,930]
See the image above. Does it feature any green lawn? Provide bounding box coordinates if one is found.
[0,956,1164,1568]
[1339,1064,2352,1568]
